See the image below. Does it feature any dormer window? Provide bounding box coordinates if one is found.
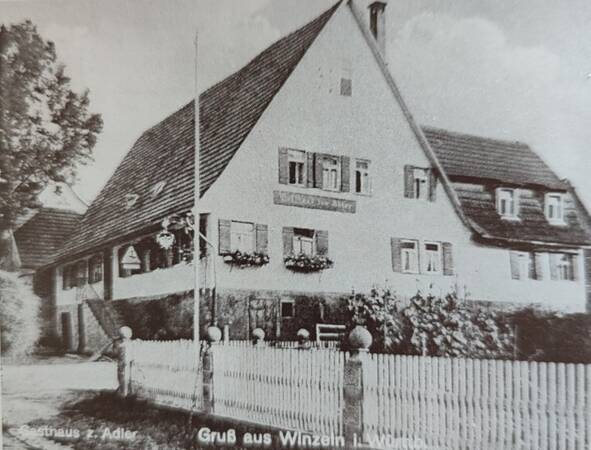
[496,188,518,219]
[150,181,166,199]
[545,193,565,224]
[125,193,139,209]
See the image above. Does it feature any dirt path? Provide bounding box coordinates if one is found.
[1,360,117,449]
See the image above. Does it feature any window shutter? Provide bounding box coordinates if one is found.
[341,156,350,192]
[404,165,414,198]
[528,253,536,280]
[571,253,579,281]
[510,251,520,280]
[442,242,454,275]
[218,219,232,254]
[391,238,402,272]
[283,227,294,256]
[534,253,545,280]
[314,153,324,189]
[429,169,437,202]
[316,230,329,256]
[278,148,289,184]
[549,253,559,280]
[77,261,87,287]
[306,152,315,188]
[255,224,268,254]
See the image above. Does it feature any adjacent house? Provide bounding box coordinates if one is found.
[44,0,591,351]
[12,183,85,339]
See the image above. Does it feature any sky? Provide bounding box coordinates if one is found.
[2,0,591,206]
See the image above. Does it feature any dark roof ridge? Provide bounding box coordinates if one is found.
[421,125,530,149]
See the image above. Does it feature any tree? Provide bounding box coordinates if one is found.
[0,20,102,267]
[0,270,41,357]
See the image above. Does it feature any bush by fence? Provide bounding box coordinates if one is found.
[346,289,514,359]
[506,308,591,364]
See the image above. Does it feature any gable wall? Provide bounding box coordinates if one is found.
[200,5,586,312]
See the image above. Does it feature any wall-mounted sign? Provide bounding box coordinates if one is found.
[273,190,356,214]
[121,245,141,270]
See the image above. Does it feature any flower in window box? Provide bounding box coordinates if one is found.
[284,253,333,272]
[222,251,269,268]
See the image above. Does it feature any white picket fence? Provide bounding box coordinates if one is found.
[219,339,341,350]
[362,353,591,450]
[211,344,346,436]
[128,339,204,411]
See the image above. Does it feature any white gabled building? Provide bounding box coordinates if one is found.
[44,0,591,351]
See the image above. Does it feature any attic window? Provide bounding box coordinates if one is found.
[125,193,139,209]
[496,188,518,219]
[340,58,352,97]
[151,181,166,199]
[545,193,565,225]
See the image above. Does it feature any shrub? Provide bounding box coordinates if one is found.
[0,270,41,357]
[347,289,514,358]
[506,308,591,363]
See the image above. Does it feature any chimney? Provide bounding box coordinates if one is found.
[368,1,387,56]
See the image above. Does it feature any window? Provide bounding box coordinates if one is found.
[293,228,315,256]
[322,156,341,191]
[230,221,254,253]
[545,193,564,224]
[88,255,103,284]
[62,265,75,290]
[281,299,295,318]
[404,166,434,200]
[150,181,166,199]
[355,159,371,194]
[510,251,536,280]
[550,253,576,281]
[497,188,518,219]
[401,240,419,273]
[288,149,306,186]
[423,242,441,274]
[125,193,139,209]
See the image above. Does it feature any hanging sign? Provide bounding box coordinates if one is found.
[121,245,141,270]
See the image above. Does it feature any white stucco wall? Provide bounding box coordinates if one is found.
[198,4,586,312]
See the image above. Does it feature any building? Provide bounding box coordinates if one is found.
[45,0,591,350]
[12,183,85,340]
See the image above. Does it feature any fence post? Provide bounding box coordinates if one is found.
[343,326,372,449]
[203,326,222,414]
[116,326,133,398]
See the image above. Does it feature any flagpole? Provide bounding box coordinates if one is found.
[193,30,200,344]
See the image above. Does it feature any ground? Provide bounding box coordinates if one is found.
[1,357,117,449]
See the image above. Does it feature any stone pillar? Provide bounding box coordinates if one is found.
[203,326,221,414]
[252,327,265,347]
[343,326,372,449]
[297,328,311,350]
[116,326,133,397]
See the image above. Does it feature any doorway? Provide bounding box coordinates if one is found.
[61,312,73,351]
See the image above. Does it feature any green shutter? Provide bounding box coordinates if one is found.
[278,148,289,184]
[442,242,454,276]
[218,219,232,254]
[404,165,414,198]
[283,227,294,256]
[316,230,329,256]
[255,224,268,254]
[341,156,350,192]
[534,253,545,280]
[391,238,402,272]
[549,253,559,280]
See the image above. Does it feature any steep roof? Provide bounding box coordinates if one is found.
[422,126,591,246]
[55,2,340,262]
[15,208,82,269]
[423,126,567,190]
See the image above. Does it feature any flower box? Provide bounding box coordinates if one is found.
[284,253,333,273]
[222,251,269,268]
